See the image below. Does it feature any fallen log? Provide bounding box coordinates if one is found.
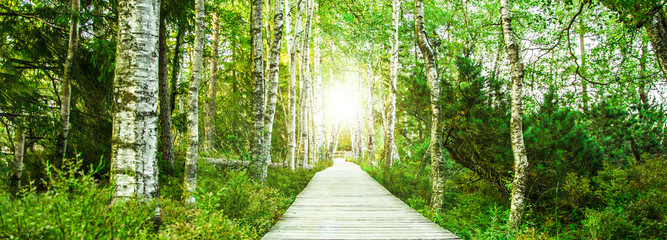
[204,158,313,170]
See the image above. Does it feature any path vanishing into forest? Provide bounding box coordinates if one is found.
[262,158,460,239]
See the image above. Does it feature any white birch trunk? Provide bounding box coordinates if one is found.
[263,0,284,177]
[287,0,304,171]
[207,13,220,150]
[111,0,160,209]
[385,0,400,168]
[299,0,314,168]
[11,126,25,196]
[366,62,376,162]
[56,0,80,166]
[251,0,267,181]
[501,0,529,231]
[415,0,444,211]
[184,0,205,204]
[313,20,325,160]
[356,74,365,160]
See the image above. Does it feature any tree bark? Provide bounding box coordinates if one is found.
[170,27,184,114]
[385,0,400,168]
[299,0,313,168]
[207,13,220,150]
[415,0,444,212]
[264,0,284,177]
[500,0,529,231]
[55,0,80,167]
[251,0,267,181]
[10,126,25,197]
[356,73,365,160]
[111,0,161,214]
[645,10,667,80]
[184,0,205,204]
[158,5,175,168]
[313,19,325,160]
[287,0,304,171]
[328,121,342,159]
[366,62,376,161]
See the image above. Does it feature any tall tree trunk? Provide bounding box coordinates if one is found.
[207,13,220,150]
[299,0,313,168]
[645,10,667,80]
[251,0,267,181]
[184,0,205,204]
[10,126,25,197]
[328,121,342,159]
[313,19,325,160]
[366,62,376,161]
[55,0,80,167]
[356,73,365,160]
[287,0,304,171]
[264,0,284,176]
[415,0,444,212]
[500,0,529,231]
[111,0,161,221]
[158,7,175,168]
[385,0,400,168]
[170,27,185,114]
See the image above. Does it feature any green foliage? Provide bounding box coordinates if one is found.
[0,153,328,239]
[583,155,667,239]
[0,157,154,239]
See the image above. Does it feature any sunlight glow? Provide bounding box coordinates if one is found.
[325,83,359,124]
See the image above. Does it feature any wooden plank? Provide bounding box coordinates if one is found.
[262,159,460,240]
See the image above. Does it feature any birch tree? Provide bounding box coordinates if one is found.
[55,0,80,167]
[287,0,304,171]
[500,0,529,231]
[184,0,205,204]
[263,0,284,176]
[158,2,175,167]
[415,0,444,211]
[10,126,25,197]
[299,0,314,167]
[313,20,325,160]
[366,62,376,161]
[251,0,267,181]
[207,13,220,150]
[110,0,160,208]
[385,0,400,168]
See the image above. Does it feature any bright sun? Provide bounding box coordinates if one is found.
[325,84,359,124]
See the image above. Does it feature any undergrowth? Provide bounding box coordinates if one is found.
[0,154,332,239]
[362,153,667,240]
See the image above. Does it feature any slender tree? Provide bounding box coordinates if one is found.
[299,0,314,167]
[55,0,80,167]
[10,125,25,197]
[184,0,205,204]
[264,0,284,177]
[110,0,161,217]
[415,0,444,211]
[158,2,175,167]
[170,27,185,114]
[313,18,325,160]
[500,0,530,231]
[251,0,267,180]
[287,0,304,171]
[207,13,220,150]
[366,62,376,161]
[385,0,400,168]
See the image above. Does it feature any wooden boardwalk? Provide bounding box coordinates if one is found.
[262,159,460,240]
